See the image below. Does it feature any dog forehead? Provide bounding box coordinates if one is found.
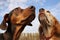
[14,7,22,11]
[10,7,23,16]
[13,7,23,13]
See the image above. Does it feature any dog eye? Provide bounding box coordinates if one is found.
[47,11,50,13]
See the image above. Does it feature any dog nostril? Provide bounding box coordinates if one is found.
[39,8,45,11]
[30,6,34,9]
[41,8,45,10]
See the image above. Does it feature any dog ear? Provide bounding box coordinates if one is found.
[0,14,9,30]
[4,14,9,22]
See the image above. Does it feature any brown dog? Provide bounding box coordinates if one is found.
[0,6,35,40]
[38,8,60,40]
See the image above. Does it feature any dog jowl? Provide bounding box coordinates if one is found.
[0,6,35,40]
[38,8,60,40]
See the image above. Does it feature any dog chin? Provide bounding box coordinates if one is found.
[40,17,46,21]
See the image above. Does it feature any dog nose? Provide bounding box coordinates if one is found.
[30,6,35,10]
[39,8,45,12]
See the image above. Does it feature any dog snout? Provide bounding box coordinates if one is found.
[39,8,45,14]
[30,6,35,10]
[39,8,45,12]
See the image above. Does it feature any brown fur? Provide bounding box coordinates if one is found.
[0,6,35,40]
[38,8,60,40]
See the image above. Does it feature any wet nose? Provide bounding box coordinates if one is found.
[30,6,35,10]
[39,8,45,12]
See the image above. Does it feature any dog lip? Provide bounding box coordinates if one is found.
[39,13,51,26]
[40,13,44,15]
[39,13,44,16]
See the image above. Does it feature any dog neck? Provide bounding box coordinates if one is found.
[12,24,26,40]
[4,22,26,40]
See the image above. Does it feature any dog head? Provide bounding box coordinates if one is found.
[10,6,35,26]
[38,8,60,37]
[0,6,35,30]
[39,8,58,27]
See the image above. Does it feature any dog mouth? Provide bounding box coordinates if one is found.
[39,12,50,26]
[39,13,46,20]
[39,8,52,26]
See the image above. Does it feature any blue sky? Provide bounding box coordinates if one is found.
[0,0,60,33]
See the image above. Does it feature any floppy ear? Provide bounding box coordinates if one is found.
[0,14,9,30]
[4,14,9,22]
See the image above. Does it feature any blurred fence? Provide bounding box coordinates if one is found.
[19,33,40,40]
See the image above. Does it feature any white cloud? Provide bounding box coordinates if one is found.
[39,0,46,6]
[0,0,9,17]
[8,3,28,11]
[0,0,9,9]
[0,0,29,17]
[8,0,46,10]
[32,0,46,6]
[9,0,28,3]
[8,0,29,10]
[40,0,46,5]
